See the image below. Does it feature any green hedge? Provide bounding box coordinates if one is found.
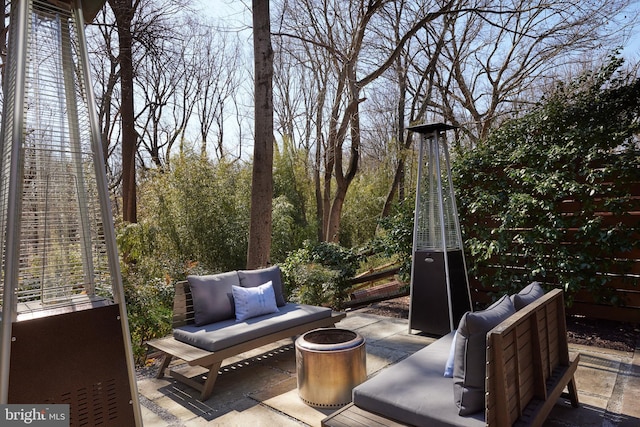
[453,56,640,304]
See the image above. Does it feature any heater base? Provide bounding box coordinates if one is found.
[409,249,471,336]
[8,303,136,427]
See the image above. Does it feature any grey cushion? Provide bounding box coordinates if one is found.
[353,332,485,427]
[173,303,331,352]
[453,294,516,415]
[512,281,545,310]
[238,266,286,307]
[187,272,239,326]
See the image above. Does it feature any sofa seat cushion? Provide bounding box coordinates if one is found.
[353,332,485,427]
[173,303,332,352]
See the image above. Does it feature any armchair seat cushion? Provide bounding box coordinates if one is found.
[353,332,485,427]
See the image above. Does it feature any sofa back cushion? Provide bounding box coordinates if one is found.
[187,272,239,326]
[453,294,516,415]
[511,281,545,310]
[238,266,286,307]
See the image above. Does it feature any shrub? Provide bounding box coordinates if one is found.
[123,274,173,365]
[138,154,250,272]
[281,241,362,309]
[370,200,415,283]
[116,222,176,364]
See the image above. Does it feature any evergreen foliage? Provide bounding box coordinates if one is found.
[138,154,251,273]
[371,200,415,283]
[117,222,174,364]
[272,138,317,262]
[454,57,640,303]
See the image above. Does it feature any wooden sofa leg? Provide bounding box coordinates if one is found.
[200,361,223,400]
[567,376,580,408]
[155,353,173,379]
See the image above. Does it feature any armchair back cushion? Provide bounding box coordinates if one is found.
[453,294,516,415]
[511,281,545,310]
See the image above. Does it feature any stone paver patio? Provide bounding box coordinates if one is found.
[137,308,640,427]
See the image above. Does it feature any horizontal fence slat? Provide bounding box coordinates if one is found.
[463,174,640,322]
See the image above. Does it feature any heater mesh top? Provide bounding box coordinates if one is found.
[414,133,463,251]
[0,0,113,318]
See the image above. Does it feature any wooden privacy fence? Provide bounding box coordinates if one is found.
[467,180,640,323]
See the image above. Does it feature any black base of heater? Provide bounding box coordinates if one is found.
[409,249,471,336]
[8,304,136,427]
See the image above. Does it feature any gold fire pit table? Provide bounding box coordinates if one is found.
[295,328,367,408]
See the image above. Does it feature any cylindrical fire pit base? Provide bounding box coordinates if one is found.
[295,328,367,408]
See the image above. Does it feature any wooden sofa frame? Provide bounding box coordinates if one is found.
[147,281,346,400]
[322,289,579,427]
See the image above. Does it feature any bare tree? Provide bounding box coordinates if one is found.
[90,0,187,219]
[426,0,637,148]
[274,0,455,242]
[379,2,453,215]
[108,0,137,223]
[247,0,274,269]
[134,19,197,170]
[373,0,638,214]
[191,23,245,160]
[87,7,120,173]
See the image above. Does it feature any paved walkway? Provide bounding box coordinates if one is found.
[137,309,640,427]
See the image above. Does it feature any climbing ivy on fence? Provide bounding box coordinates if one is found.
[453,56,640,305]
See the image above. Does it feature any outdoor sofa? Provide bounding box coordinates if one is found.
[147,265,345,400]
[322,283,580,427]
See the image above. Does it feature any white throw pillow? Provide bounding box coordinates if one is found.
[443,331,457,377]
[232,281,279,322]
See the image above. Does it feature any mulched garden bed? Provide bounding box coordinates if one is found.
[360,296,639,352]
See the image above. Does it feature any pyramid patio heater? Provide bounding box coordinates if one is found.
[0,1,141,425]
[408,123,472,336]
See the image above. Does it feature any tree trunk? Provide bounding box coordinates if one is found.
[247,0,274,269]
[382,48,408,218]
[325,185,346,243]
[314,142,323,242]
[326,90,361,243]
[110,0,137,223]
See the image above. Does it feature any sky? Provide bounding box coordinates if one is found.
[198,1,640,59]
[190,0,640,159]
